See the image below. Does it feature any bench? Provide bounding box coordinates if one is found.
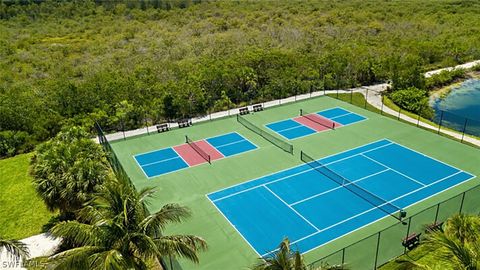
[177,119,192,128]
[402,233,421,251]
[239,107,250,115]
[426,221,444,233]
[252,104,263,112]
[156,123,169,133]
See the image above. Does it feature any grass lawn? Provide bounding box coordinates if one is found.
[0,153,54,239]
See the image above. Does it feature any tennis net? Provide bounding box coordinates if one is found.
[300,109,335,130]
[300,150,406,221]
[185,135,211,164]
[236,115,293,154]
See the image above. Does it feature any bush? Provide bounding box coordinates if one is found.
[0,131,34,158]
[389,87,434,119]
[426,69,467,90]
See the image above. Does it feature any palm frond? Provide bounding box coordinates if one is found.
[48,246,104,270]
[50,221,103,247]
[0,238,29,260]
[140,204,191,233]
[155,234,207,263]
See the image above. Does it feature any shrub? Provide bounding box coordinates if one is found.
[389,87,434,119]
[0,131,34,158]
[426,69,467,90]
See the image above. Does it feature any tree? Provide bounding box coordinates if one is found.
[30,126,110,215]
[423,214,480,269]
[0,236,29,261]
[46,178,207,270]
[399,214,480,269]
[252,238,306,270]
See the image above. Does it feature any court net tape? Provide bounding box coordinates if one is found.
[185,135,211,164]
[300,109,335,129]
[300,150,406,221]
[236,115,293,154]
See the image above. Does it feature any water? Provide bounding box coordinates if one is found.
[432,79,480,137]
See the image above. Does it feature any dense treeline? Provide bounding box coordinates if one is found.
[1,0,480,157]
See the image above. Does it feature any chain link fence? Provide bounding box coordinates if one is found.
[307,184,480,269]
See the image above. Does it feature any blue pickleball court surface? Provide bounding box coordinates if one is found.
[207,139,475,256]
[134,132,257,178]
[266,107,367,140]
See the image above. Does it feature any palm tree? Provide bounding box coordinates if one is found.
[30,126,109,215]
[0,237,29,261]
[252,238,306,270]
[402,213,480,269]
[46,178,207,270]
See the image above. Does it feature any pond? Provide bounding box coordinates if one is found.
[431,79,480,137]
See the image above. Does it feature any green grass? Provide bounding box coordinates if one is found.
[0,153,54,239]
[110,95,480,270]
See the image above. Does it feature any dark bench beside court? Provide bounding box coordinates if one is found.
[402,232,421,251]
[239,107,250,115]
[177,119,192,128]
[156,123,169,133]
[252,104,263,112]
[425,221,444,233]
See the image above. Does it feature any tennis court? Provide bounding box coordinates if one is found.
[134,132,257,178]
[207,139,474,256]
[266,107,366,140]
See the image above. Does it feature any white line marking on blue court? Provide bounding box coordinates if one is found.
[360,154,427,186]
[207,140,393,199]
[211,142,394,202]
[263,185,321,231]
[140,155,183,167]
[289,168,390,206]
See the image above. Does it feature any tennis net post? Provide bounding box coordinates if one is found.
[300,109,335,130]
[185,135,211,164]
[300,150,406,221]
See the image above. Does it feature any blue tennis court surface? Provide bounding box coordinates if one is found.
[207,139,475,256]
[134,132,257,178]
[266,107,367,140]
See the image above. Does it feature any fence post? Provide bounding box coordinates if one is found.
[461,118,468,143]
[380,97,384,115]
[437,111,444,134]
[364,89,368,109]
[374,231,381,269]
[145,117,149,135]
[397,108,401,121]
[404,217,412,254]
[416,115,420,127]
[121,119,126,140]
[323,88,326,96]
[459,192,466,213]
[350,90,353,103]
[434,203,440,223]
[341,248,345,266]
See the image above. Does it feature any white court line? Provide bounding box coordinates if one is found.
[140,155,182,167]
[214,139,248,149]
[382,139,476,177]
[204,194,263,257]
[203,139,225,159]
[325,112,352,120]
[211,142,394,202]
[263,185,320,231]
[289,168,390,206]
[271,123,305,133]
[361,154,427,187]
[264,170,473,257]
[208,139,393,200]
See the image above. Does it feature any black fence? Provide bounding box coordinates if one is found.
[307,184,480,269]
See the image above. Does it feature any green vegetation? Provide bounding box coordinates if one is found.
[0,153,53,239]
[46,178,207,270]
[389,87,433,119]
[0,236,29,261]
[381,213,480,270]
[2,0,480,157]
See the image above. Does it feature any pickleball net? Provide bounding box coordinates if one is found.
[185,135,211,164]
[300,109,335,130]
[300,150,406,221]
